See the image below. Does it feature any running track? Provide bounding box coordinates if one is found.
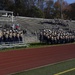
[0,44,75,75]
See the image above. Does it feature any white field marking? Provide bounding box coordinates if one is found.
[9,58,75,75]
[54,68,75,75]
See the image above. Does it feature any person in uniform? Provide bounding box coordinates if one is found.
[54,36,57,44]
[39,32,43,43]
[9,32,13,43]
[12,32,16,43]
[51,36,54,44]
[43,32,47,43]
[65,35,68,43]
[56,35,59,44]
[48,35,52,44]
[16,33,20,43]
[5,33,9,43]
[0,30,3,44]
[71,35,74,42]
[19,33,23,43]
[3,31,6,42]
[46,35,50,44]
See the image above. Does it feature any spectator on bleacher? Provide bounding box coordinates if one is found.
[12,24,15,30]
[16,24,20,30]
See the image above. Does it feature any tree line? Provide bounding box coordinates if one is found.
[0,0,75,20]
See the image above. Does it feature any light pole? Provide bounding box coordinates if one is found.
[60,0,63,19]
[12,12,13,22]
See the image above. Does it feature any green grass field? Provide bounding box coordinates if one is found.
[12,58,75,75]
[61,70,75,75]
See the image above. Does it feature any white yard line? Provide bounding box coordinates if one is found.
[54,68,75,75]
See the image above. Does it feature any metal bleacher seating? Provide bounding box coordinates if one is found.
[0,24,28,49]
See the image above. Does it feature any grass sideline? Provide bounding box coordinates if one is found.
[0,43,47,52]
[12,58,75,75]
[0,42,75,52]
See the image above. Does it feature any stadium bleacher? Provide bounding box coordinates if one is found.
[0,16,75,44]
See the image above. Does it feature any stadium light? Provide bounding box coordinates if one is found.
[12,12,14,22]
[60,0,63,19]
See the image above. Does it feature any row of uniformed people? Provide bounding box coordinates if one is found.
[42,19,68,26]
[39,29,75,44]
[0,30,23,43]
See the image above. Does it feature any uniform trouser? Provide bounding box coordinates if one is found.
[60,39,63,44]
[15,37,19,43]
[3,36,6,42]
[57,39,60,44]
[13,37,16,43]
[46,38,50,44]
[54,40,57,44]
[9,37,13,43]
[51,40,55,44]
[5,38,9,43]
[0,38,2,44]
[19,37,22,42]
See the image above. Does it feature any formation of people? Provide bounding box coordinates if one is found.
[0,29,23,44]
[39,29,75,44]
[41,19,69,27]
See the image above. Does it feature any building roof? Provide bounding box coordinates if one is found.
[0,10,13,13]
